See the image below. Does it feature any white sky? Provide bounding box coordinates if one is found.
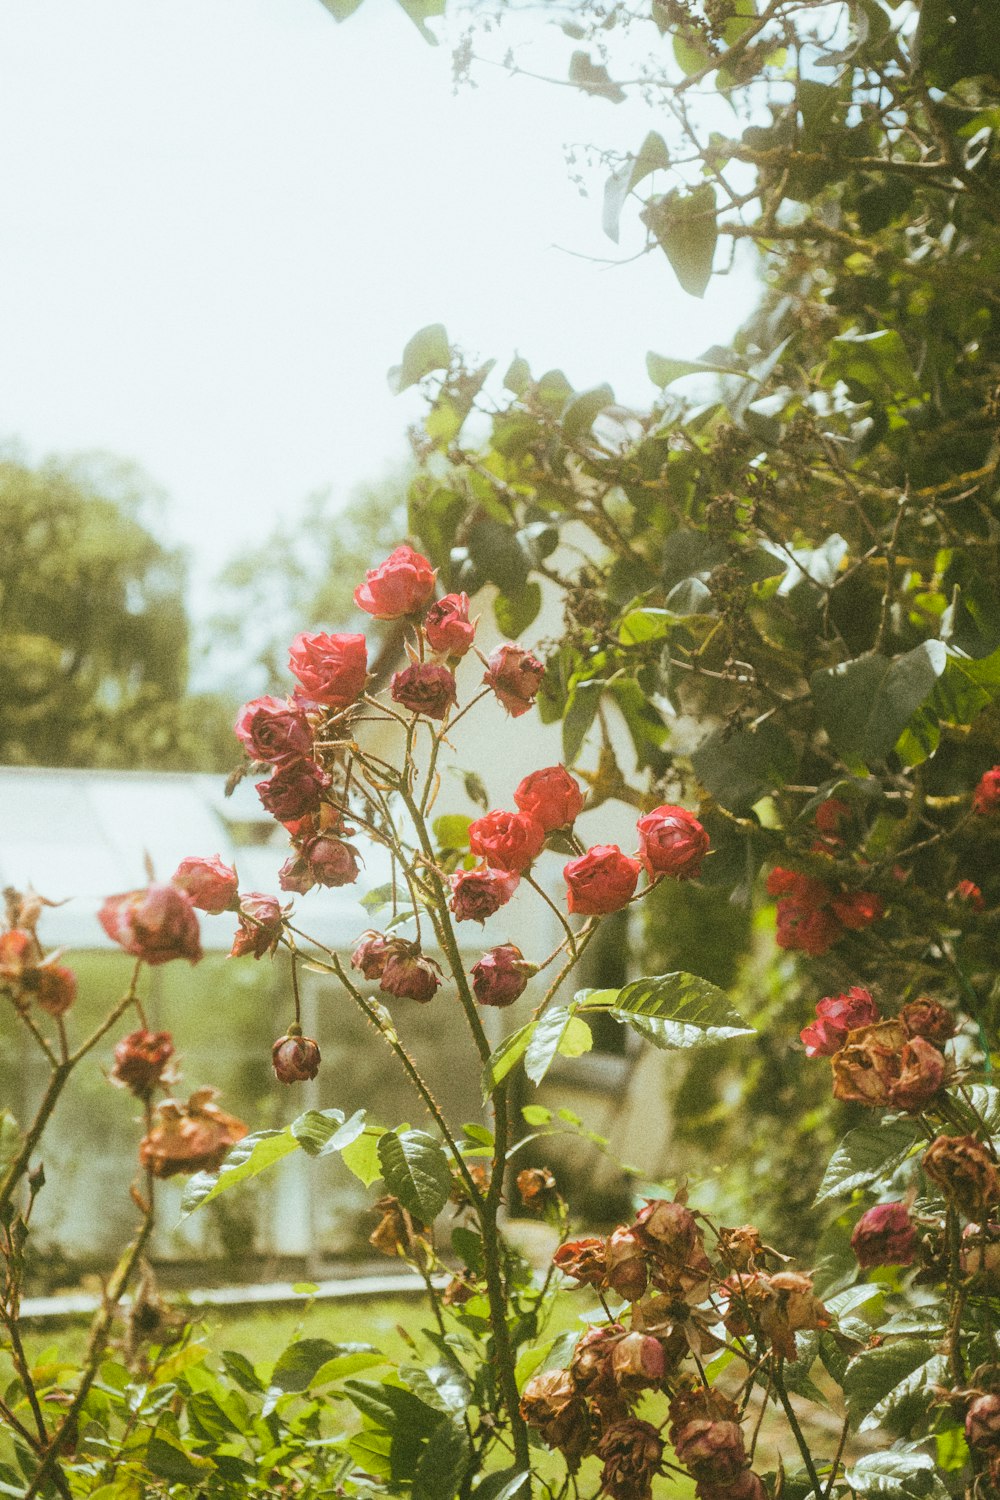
[0,0,757,613]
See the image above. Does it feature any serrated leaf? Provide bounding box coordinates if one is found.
[180,1129,298,1217]
[340,1127,386,1187]
[482,1021,536,1097]
[400,1362,470,1416]
[524,1006,575,1084]
[845,1448,944,1499]
[292,1107,366,1159]
[844,1339,936,1426]
[581,973,754,1047]
[814,1119,923,1205]
[377,1130,452,1221]
[413,1417,472,1500]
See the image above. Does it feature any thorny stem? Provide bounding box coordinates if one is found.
[771,1359,823,1500]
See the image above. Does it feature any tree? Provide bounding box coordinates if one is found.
[0,452,234,769]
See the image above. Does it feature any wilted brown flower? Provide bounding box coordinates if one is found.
[831,1020,906,1107]
[924,1135,1000,1218]
[369,1195,427,1258]
[138,1089,246,1178]
[606,1225,649,1302]
[520,1369,591,1467]
[610,1331,666,1391]
[554,1236,607,1288]
[900,998,956,1047]
[516,1166,557,1214]
[597,1417,663,1500]
[634,1199,711,1299]
[716,1225,765,1272]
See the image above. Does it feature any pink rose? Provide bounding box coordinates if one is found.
[636,804,710,880]
[449,864,519,923]
[800,986,879,1057]
[99,884,202,966]
[564,845,641,916]
[354,545,436,619]
[230,893,285,959]
[234,695,313,763]
[256,760,331,821]
[172,855,239,914]
[424,592,476,656]
[514,765,585,833]
[469,809,545,874]
[483,643,545,717]
[390,662,457,720]
[288,632,368,708]
[851,1203,916,1268]
[973,765,1000,815]
[471,944,534,1007]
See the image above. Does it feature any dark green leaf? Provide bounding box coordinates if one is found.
[482,1021,537,1097]
[413,1418,472,1500]
[845,1448,944,1499]
[811,642,948,768]
[827,329,918,401]
[145,1425,213,1484]
[494,582,542,638]
[377,1130,452,1221]
[641,185,717,297]
[814,1118,923,1205]
[562,677,604,764]
[581,972,754,1047]
[692,720,799,812]
[291,1107,366,1159]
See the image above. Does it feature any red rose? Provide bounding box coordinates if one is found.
[471,943,534,1007]
[0,929,34,979]
[256,760,331,821]
[354,545,436,619]
[514,765,585,833]
[776,902,842,956]
[800,986,879,1057]
[636,804,710,880]
[564,845,641,916]
[951,878,985,911]
[830,889,884,930]
[973,765,1000,815]
[234,695,313,764]
[351,929,392,979]
[483,643,545,717]
[380,943,443,1003]
[553,1236,607,1287]
[99,884,202,966]
[469,809,545,874]
[449,864,520,923]
[111,1029,175,1097]
[390,662,457,720]
[272,1030,321,1083]
[307,836,361,888]
[230,893,285,959]
[288,631,368,708]
[851,1203,916,1269]
[172,855,239,914]
[814,797,853,838]
[424,592,476,656]
[32,964,77,1016]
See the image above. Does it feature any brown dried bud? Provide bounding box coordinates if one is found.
[351,929,393,979]
[634,1199,711,1299]
[606,1225,649,1302]
[516,1166,557,1214]
[597,1417,663,1500]
[611,1331,666,1391]
[899,998,956,1047]
[520,1369,591,1467]
[138,1089,247,1178]
[673,1418,748,1485]
[554,1236,607,1288]
[571,1324,625,1397]
[111,1029,176,1098]
[890,1036,946,1112]
[716,1225,765,1272]
[733,1271,830,1361]
[961,1223,1000,1283]
[369,1195,426,1258]
[924,1135,1000,1219]
[831,1021,907,1108]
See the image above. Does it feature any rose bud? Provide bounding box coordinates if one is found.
[973,766,1000,816]
[611,1331,666,1391]
[448,864,519,923]
[900,998,956,1046]
[171,855,239,914]
[889,1036,946,1112]
[111,1029,176,1097]
[564,845,642,916]
[424,592,476,657]
[351,929,392,980]
[483,643,545,718]
[636,804,710,880]
[516,1166,557,1214]
[520,1369,591,1465]
[716,1224,765,1272]
[961,1222,1000,1281]
[302,836,361,888]
[831,1020,907,1107]
[380,944,443,1003]
[571,1324,625,1395]
[27,963,77,1016]
[923,1134,1000,1218]
[468,809,546,874]
[967,1394,1000,1452]
[256,760,331,822]
[472,943,534,1007]
[952,878,986,911]
[606,1225,649,1302]
[514,765,585,833]
[597,1417,663,1500]
[815,797,853,839]
[139,1088,247,1178]
[288,630,368,709]
[272,1028,321,1083]
[553,1236,607,1287]
[390,662,458,720]
[673,1418,747,1485]
[354,544,436,619]
[369,1194,427,1257]
[229,893,285,959]
[800,986,880,1057]
[278,854,315,895]
[234,695,313,764]
[830,889,884,930]
[99,884,202,966]
[776,899,843,956]
[0,928,35,980]
[851,1203,917,1268]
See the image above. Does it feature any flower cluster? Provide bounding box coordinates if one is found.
[802,987,953,1112]
[0,899,77,1017]
[767,867,884,955]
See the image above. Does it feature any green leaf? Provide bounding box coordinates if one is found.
[814,1118,923,1205]
[580,972,754,1047]
[692,719,799,812]
[646,351,745,387]
[604,133,671,242]
[503,356,531,394]
[389,323,450,394]
[361,883,397,910]
[292,1107,366,1159]
[401,1363,471,1416]
[562,677,604,764]
[314,0,365,19]
[641,184,717,297]
[413,1418,472,1500]
[482,1021,537,1096]
[264,1338,338,1414]
[827,329,918,401]
[863,1349,948,1435]
[914,0,1000,90]
[340,1127,386,1187]
[568,50,626,102]
[494,582,542,639]
[845,1448,944,1499]
[145,1425,213,1484]
[391,0,446,44]
[562,385,616,440]
[467,517,531,595]
[844,1340,937,1426]
[180,1129,298,1217]
[896,644,1000,765]
[811,642,948,769]
[377,1130,452,1221]
[524,1006,574,1085]
[434,814,473,852]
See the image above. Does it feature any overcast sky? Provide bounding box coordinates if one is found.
[0,0,757,612]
